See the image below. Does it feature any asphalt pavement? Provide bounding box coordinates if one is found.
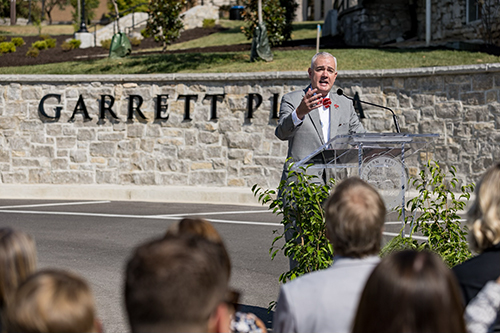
[0,199,410,332]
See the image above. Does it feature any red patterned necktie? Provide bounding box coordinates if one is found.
[322,97,332,108]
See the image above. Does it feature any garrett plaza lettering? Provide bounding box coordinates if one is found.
[38,93,281,123]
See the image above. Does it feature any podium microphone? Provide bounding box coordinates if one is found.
[337,88,401,133]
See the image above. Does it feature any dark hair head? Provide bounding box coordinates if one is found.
[165,218,231,279]
[125,234,229,333]
[324,177,386,257]
[352,250,466,333]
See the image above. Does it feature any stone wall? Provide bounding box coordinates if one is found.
[415,0,500,44]
[338,0,412,46]
[338,0,500,47]
[1,65,499,194]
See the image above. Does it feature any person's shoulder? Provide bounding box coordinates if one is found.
[283,87,308,99]
[282,268,329,292]
[453,251,500,275]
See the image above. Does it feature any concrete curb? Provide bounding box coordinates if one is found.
[0,184,263,206]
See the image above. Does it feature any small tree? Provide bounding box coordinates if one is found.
[242,0,297,46]
[145,0,186,51]
[252,163,334,284]
[44,0,68,25]
[477,0,500,46]
[70,0,100,24]
[381,161,475,267]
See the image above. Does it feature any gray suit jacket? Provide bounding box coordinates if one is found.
[273,256,380,333]
[275,86,365,182]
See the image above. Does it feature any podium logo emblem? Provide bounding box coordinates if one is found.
[361,156,408,211]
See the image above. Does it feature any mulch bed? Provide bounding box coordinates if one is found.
[0,26,234,68]
[0,25,349,68]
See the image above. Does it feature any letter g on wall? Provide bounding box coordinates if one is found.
[38,94,62,122]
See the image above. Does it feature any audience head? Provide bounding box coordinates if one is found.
[352,250,466,333]
[0,228,37,310]
[165,218,231,279]
[6,269,99,333]
[467,163,500,252]
[125,234,231,333]
[324,177,386,258]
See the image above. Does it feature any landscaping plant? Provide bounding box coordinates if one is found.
[11,37,25,47]
[145,0,186,51]
[252,162,334,284]
[381,160,475,267]
[0,42,16,54]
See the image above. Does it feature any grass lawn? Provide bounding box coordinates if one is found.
[0,20,499,74]
[0,24,105,36]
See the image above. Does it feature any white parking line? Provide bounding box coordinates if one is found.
[155,209,271,218]
[382,231,428,241]
[0,210,280,226]
[0,201,111,209]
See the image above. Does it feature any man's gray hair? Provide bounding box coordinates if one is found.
[311,52,337,71]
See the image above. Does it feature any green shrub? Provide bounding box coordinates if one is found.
[100,39,112,50]
[31,40,48,50]
[0,35,6,43]
[253,161,334,286]
[61,39,81,51]
[0,42,16,54]
[45,38,57,48]
[242,0,297,46]
[69,39,81,49]
[380,161,475,267]
[39,34,51,40]
[11,37,25,47]
[202,18,216,29]
[26,47,40,58]
[140,29,151,38]
[130,37,141,47]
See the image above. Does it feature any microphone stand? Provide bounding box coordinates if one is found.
[337,89,401,133]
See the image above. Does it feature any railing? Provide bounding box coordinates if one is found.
[108,2,149,34]
[334,0,361,14]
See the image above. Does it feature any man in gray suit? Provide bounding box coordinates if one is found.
[273,177,385,333]
[275,52,365,184]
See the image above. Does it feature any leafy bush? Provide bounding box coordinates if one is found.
[140,29,150,38]
[242,0,297,46]
[69,39,81,49]
[145,0,186,51]
[31,40,48,50]
[45,38,57,48]
[253,162,334,284]
[0,35,6,42]
[11,37,25,47]
[61,39,81,51]
[380,161,475,267]
[39,34,51,40]
[26,47,40,58]
[100,39,112,50]
[0,42,16,54]
[130,37,141,47]
[202,18,216,29]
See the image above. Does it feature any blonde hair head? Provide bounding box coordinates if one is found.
[468,163,500,252]
[6,269,97,333]
[0,228,37,310]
